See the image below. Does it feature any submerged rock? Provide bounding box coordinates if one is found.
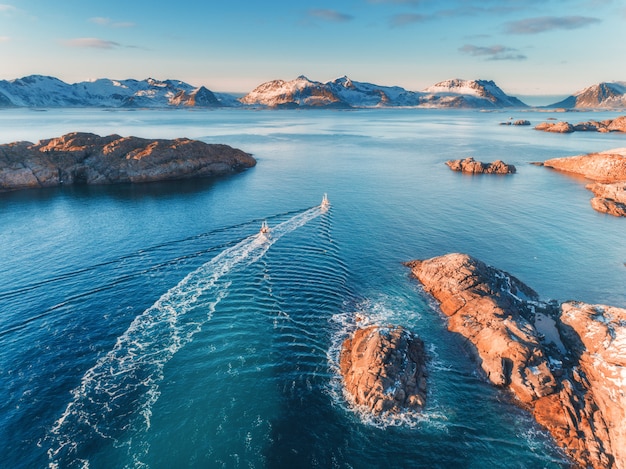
[406,253,626,469]
[340,325,427,414]
[0,132,256,192]
[446,157,516,174]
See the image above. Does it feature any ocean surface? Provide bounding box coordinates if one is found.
[1,107,625,469]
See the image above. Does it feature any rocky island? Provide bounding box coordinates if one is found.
[340,325,428,414]
[406,253,626,469]
[535,116,626,134]
[539,148,626,217]
[446,157,516,174]
[0,132,256,192]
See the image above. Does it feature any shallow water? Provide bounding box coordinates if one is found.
[1,107,625,468]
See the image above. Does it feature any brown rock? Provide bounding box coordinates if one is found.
[340,325,427,414]
[0,132,256,192]
[406,253,625,468]
[543,149,626,183]
[542,149,626,216]
[607,116,626,132]
[535,121,575,133]
[446,157,516,174]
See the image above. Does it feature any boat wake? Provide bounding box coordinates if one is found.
[45,204,325,468]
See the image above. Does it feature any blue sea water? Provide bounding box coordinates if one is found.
[1,107,625,468]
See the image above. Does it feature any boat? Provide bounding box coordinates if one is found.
[260,220,270,234]
[321,193,330,209]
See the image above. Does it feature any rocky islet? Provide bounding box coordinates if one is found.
[540,148,626,217]
[406,253,626,469]
[339,325,428,415]
[0,132,256,192]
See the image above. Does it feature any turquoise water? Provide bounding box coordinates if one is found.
[1,108,626,468]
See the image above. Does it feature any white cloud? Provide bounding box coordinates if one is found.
[89,17,135,28]
[0,35,10,42]
[61,38,122,49]
[0,4,17,14]
[307,9,354,22]
[459,44,527,60]
[505,16,601,34]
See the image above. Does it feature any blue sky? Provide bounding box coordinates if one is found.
[0,0,624,95]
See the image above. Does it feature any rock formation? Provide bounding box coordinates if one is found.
[406,253,626,469]
[446,157,516,174]
[340,325,428,414]
[0,132,256,192]
[540,148,626,216]
[500,119,531,126]
[534,121,575,133]
[535,116,626,134]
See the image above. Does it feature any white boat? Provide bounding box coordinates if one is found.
[260,220,270,234]
[321,193,330,208]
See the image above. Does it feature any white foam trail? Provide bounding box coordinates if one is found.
[46,206,323,468]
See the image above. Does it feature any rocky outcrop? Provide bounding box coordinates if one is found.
[534,121,575,133]
[587,182,626,216]
[535,116,626,134]
[500,119,531,126]
[540,148,626,216]
[0,132,256,192]
[340,325,427,414]
[446,157,516,174]
[406,253,626,469]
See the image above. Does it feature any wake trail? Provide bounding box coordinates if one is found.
[45,205,324,468]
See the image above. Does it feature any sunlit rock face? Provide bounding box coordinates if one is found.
[541,148,626,217]
[340,325,428,415]
[0,132,256,192]
[407,253,626,469]
[446,157,516,174]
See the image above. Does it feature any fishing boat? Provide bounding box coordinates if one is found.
[260,220,270,234]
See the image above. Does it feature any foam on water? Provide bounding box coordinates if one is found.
[45,205,323,468]
[326,297,449,432]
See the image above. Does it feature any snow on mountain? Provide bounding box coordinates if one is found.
[422,79,527,108]
[239,75,346,108]
[0,74,533,109]
[0,75,238,108]
[548,82,626,109]
[240,76,527,108]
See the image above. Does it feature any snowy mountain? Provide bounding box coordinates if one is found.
[421,78,527,108]
[548,82,626,109]
[0,75,238,108]
[240,76,527,108]
[0,74,531,109]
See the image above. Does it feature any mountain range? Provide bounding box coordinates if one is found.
[0,74,624,109]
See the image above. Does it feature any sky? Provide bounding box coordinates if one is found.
[0,0,625,96]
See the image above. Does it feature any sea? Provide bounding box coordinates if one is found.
[1,107,625,469]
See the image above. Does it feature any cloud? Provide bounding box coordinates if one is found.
[307,9,354,22]
[459,44,527,60]
[505,16,601,34]
[61,38,122,49]
[390,13,429,27]
[0,35,9,42]
[89,17,135,28]
[0,4,16,13]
